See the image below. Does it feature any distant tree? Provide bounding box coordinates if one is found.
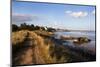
[31,24,34,28]
[14,23,56,31]
[19,23,35,31]
[47,27,56,32]
[20,23,27,30]
[35,26,40,30]
[40,27,45,31]
[30,24,35,30]
[12,24,19,32]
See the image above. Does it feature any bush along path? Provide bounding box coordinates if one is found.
[12,31,54,66]
[12,30,96,66]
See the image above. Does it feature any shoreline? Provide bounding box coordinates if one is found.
[12,30,96,66]
[37,31,96,61]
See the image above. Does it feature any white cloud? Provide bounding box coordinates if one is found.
[12,13,38,22]
[65,11,88,18]
[65,11,72,14]
[12,13,32,22]
[70,11,88,18]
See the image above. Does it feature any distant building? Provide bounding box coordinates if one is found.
[44,27,48,31]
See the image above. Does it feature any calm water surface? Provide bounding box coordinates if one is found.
[54,31,96,54]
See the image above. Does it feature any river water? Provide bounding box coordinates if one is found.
[54,31,96,54]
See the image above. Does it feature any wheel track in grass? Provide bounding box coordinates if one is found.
[13,31,50,65]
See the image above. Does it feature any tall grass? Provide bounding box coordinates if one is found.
[12,30,28,45]
[29,31,53,64]
[12,30,67,65]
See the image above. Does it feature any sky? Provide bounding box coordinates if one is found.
[12,1,96,31]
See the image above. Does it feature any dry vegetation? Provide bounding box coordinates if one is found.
[12,30,28,45]
[12,30,67,66]
[12,23,96,66]
[34,30,54,37]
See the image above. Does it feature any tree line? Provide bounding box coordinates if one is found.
[12,23,56,32]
